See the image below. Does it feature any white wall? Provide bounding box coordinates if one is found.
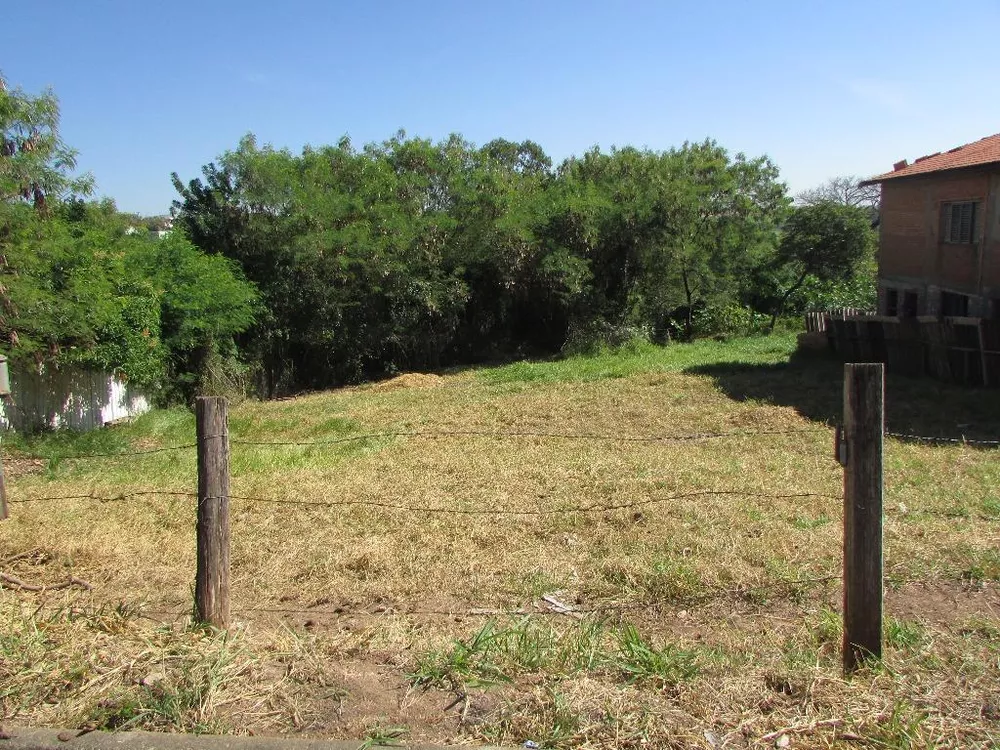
[0,365,151,432]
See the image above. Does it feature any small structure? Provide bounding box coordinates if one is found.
[0,365,151,433]
[861,134,1000,319]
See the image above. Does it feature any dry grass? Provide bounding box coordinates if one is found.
[2,333,999,747]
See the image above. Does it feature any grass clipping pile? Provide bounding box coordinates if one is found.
[2,340,1000,748]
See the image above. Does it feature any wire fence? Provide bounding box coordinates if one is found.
[7,487,844,513]
[6,421,996,515]
[12,488,994,522]
[8,424,997,464]
[3,396,998,655]
[9,426,827,461]
[9,571,850,624]
[8,567,942,628]
[884,432,1000,447]
[227,426,827,447]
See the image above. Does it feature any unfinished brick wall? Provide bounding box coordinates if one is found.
[877,167,999,317]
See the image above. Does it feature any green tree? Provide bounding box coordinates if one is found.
[768,201,875,329]
[637,143,788,338]
[2,74,96,359]
[0,76,259,402]
[173,133,564,392]
[133,232,258,400]
[173,131,791,393]
[0,201,164,383]
[0,74,92,208]
[545,142,787,340]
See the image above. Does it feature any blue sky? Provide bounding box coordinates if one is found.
[4,0,1000,215]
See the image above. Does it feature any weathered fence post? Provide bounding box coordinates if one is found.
[196,396,230,628]
[0,359,10,521]
[0,443,7,520]
[842,363,884,673]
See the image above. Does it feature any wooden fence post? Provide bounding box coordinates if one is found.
[0,442,7,520]
[195,396,230,628]
[0,359,10,521]
[842,363,884,673]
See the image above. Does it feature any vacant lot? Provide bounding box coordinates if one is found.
[2,334,999,748]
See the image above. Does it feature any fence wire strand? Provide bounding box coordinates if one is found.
[228,426,827,448]
[12,443,200,461]
[13,488,996,523]
[12,426,997,465]
[8,488,842,514]
[83,574,848,624]
[0,571,955,627]
[7,427,825,462]
[885,431,1000,447]
[8,490,197,505]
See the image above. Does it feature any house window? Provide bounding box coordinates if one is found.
[941,291,969,317]
[942,201,979,244]
[902,291,919,318]
[884,289,899,316]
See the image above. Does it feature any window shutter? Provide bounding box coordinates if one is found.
[959,202,973,242]
[943,201,980,243]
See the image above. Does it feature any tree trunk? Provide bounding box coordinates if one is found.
[769,271,808,332]
[682,268,694,340]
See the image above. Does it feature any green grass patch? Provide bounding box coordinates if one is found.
[981,495,1000,519]
[961,549,1000,583]
[597,557,705,603]
[885,618,928,651]
[791,513,831,530]
[478,334,797,385]
[410,617,701,691]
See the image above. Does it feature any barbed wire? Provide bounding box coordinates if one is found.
[7,488,843,514]
[8,490,196,505]
[3,566,967,626]
[229,426,827,448]
[0,565,966,627]
[9,443,200,461]
[67,575,847,623]
[11,426,996,464]
[886,505,999,522]
[6,427,826,462]
[227,489,843,515]
[232,579,848,619]
[885,432,1000,447]
[15,489,995,526]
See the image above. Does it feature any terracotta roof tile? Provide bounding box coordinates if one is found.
[862,133,1000,184]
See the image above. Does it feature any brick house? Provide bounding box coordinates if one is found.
[861,133,1000,319]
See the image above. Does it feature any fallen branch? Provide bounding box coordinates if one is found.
[1,548,42,566]
[541,594,583,619]
[760,719,843,743]
[0,571,92,591]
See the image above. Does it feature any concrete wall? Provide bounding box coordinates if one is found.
[0,365,151,433]
[877,167,1000,318]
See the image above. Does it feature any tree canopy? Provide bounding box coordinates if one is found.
[0,75,92,208]
[1,77,258,401]
[2,73,880,403]
[768,201,876,328]
[172,134,803,393]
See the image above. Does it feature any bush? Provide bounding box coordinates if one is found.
[561,319,652,356]
[690,304,769,339]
